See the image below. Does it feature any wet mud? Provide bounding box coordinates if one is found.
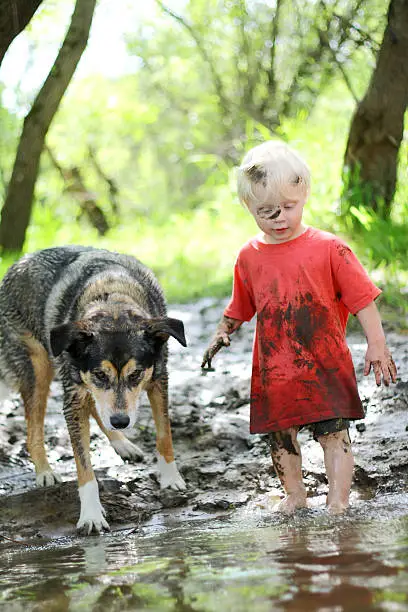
[0,298,407,542]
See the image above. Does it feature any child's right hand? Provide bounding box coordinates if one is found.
[201,333,231,370]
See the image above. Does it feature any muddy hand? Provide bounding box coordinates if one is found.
[364,345,397,387]
[201,334,230,369]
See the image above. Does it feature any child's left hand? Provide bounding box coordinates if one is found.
[364,343,397,386]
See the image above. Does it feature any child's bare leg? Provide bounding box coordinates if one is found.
[268,427,307,514]
[317,430,354,514]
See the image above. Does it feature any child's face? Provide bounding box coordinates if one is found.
[246,184,307,244]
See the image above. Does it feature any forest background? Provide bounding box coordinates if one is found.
[0,0,407,323]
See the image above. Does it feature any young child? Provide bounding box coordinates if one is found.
[201,140,397,515]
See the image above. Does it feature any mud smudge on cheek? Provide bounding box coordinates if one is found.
[258,208,281,220]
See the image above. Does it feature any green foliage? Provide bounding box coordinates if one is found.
[344,204,407,266]
[0,0,406,324]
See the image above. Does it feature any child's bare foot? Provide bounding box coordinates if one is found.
[276,492,307,514]
[326,500,349,515]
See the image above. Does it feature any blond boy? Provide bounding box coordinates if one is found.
[202,141,397,514]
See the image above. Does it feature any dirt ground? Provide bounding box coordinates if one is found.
[0,298,407,541]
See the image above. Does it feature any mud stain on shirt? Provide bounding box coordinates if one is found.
[285,293,329,352]
[336,243,352,263]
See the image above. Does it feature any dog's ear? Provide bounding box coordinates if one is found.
[146,317,187,347]
[50,323,94,357]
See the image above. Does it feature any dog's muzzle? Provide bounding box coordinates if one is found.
[110,413,130,429]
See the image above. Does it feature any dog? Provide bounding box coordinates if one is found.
[0,246,187,534]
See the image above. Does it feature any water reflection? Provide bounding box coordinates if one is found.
[1,498,408,611]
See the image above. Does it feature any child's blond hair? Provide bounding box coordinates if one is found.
[237,140,311,206]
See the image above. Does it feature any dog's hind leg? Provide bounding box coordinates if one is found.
[88,400,145,462]
[20,335,61,487]
[62,390,109,534]
[147,379,186,491]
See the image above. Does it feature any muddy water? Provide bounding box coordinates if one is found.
[1,298,408,610]
[1,497,408,611]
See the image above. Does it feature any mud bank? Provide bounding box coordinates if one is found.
[0,298,407,541]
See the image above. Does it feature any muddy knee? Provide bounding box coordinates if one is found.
[318,430,351,453]
[266,428,300,455]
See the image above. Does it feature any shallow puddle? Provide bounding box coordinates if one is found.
[1,493,408,611]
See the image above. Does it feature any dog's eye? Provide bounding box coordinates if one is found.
[93,370,110,386]
[126,371,142,387]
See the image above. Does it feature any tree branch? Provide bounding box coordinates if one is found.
[88,145,120,215]
[332,12,381,51]
[155,0,230,115]
[45,145,110,236]
[267,0,283,94]
[236,0,253,107]
[323,33,360,103]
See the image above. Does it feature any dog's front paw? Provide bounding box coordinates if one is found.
[110,436,144,462]
[77,479,110,535]
[163,471,186,491]
[157,456,186,491]
[76,510,110,535]
[36,469,62,487]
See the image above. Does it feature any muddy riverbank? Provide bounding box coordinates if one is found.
[0,298,407,541]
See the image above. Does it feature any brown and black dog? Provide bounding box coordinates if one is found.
[0,246,186,534]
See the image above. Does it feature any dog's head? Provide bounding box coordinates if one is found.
[50,313,186,431]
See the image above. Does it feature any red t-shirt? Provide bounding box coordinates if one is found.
[224,227,381,433]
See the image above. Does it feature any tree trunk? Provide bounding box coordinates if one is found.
[342,0,408,218]
[0,0,44,68]
[0,0,97,253]
[46,147,110,236]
